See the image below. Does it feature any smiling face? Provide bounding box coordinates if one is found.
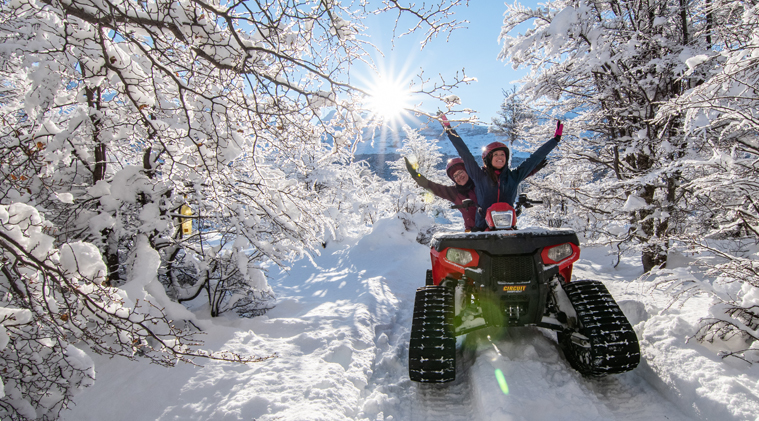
[491,150,507,170]
[452,169,469,186]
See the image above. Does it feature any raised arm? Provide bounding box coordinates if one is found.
[404,157,430,189]
[438,113,485,187]
[404,157,458,202]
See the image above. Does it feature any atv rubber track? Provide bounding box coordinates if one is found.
[409,285,456,383]
[560,280,640,376]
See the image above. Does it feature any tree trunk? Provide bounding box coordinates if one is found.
[642,244,667,273]
[104,229,121,285]
[638,183,669,272]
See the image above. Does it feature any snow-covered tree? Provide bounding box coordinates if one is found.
[501,0,759,362]
[387,126,447,218]
[653,1,759,362]
[0,203,269,420]
[499,0,717,272]
[489,86,537,144]
[0,0,470,417]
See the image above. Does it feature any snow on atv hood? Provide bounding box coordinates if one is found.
[429,227,580,254]
[431,226,576,240]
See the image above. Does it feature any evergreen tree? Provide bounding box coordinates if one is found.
[489,87,536,144]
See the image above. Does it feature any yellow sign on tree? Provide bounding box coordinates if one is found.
[180,204,193,236]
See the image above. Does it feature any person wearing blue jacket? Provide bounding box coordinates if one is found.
[438,112,563,231]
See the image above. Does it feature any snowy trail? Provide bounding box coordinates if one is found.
[271,218,693,421]
[367,310,692,421]
[61,217,755,420]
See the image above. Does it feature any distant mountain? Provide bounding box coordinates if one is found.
[355,152,527,181]
[354,114,528,180]
[356,116,523,154]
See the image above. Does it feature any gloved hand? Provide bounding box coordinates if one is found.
[437,111,451,128]
[404,157,418,176]
[554,120,563,141]
[404,157,429,188]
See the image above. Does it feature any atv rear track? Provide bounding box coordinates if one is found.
[408,285,456,383]
[558,280,641,376]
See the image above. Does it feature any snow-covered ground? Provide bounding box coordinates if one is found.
[61,213,759,421]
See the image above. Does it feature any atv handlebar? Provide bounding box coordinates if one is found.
[515,194,543,216]
[451,196,543,214]
[516,194,543,208]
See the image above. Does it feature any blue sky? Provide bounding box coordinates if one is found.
[355,2,538,124]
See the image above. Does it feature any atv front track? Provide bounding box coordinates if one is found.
[559,280,640,376]
[408,285,456,383]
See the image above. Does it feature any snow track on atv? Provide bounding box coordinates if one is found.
[408,285,457,383]
[559,280,640,376]
[406,285,477,419]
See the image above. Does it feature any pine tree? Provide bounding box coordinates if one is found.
[489,87,536,144]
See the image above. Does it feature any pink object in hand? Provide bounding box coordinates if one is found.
[555,121,563,137]
[439,112,451,128]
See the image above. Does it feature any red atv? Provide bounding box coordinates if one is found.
[408,196,640,382]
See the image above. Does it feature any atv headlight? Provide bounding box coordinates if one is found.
[490,210,514,229]
[446,248,473,266]
[546,243,572,262]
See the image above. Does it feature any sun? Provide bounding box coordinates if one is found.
[365,75,412,122]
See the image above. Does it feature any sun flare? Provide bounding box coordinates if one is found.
[365,76,412,121]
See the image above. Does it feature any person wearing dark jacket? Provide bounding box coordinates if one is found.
[438,112,563,231]
[404,156,479,231]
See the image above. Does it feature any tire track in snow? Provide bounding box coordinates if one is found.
[359,307,480,421]
[583,371,694,421]
[408,345,478,421]
[465,327,693,421]
[364,311,691,421]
